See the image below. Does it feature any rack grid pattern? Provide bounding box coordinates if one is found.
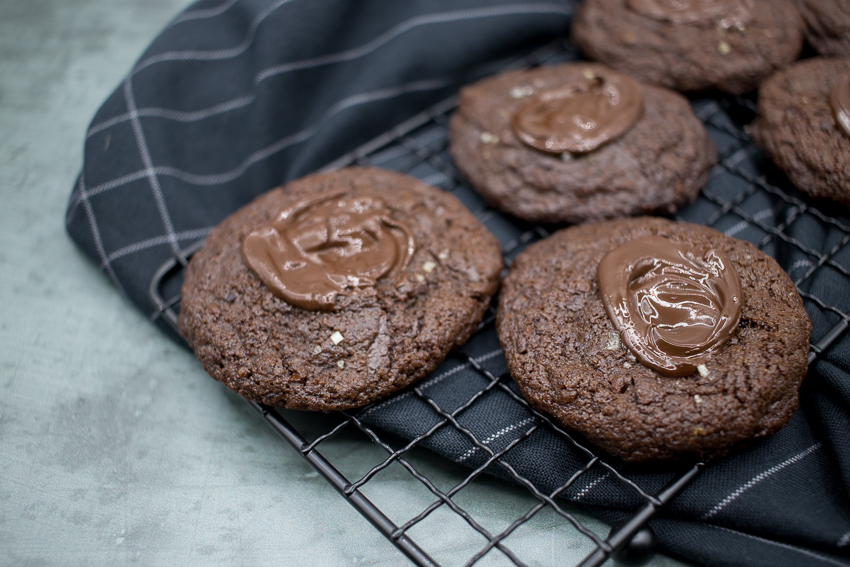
[150,38,850,567]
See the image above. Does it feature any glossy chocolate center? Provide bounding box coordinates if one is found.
[241,191,415,311]
[830,73,850,139]
[511,72,643,154]
[597,235,742,377]
[626,0,753,28]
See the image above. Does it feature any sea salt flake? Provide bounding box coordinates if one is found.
[479,132,500,144]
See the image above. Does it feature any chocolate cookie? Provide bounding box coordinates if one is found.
[749,57,850,207]
[796,0,850,57]
[571,0,805,95]
[448,63,716,224]
[178,167,503,410]
[497,217,811,462]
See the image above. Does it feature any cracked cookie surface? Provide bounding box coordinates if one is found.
[796,0,850,57]
[571,0,805,94]
[497,217,811,462]
[750,57,850,207]
[178,167,503,410]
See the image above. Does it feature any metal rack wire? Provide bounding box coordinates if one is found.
[149,37,850,567]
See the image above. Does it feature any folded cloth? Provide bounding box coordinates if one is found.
[65,0,850,565]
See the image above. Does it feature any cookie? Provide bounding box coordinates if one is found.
[749,57,850,207]
[571,0,805,95]
[796,0,850,57]
[497,217,811,462]
[178,167,503,410]
[448,63,716,224]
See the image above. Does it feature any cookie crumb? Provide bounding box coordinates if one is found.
[623,362,632,368]
[330,331,344,345]
[422,261,437,273]
[336,360,345,369]
[438,250,449,260]
[314,345,322,354]
[693,427,706,436]
[582,68,595,80]
[735,22,746,32]
[717,41,731,55]
[697,364,710,377]
[415,274,425,282]
[694,394,704,404]
[510,85,535,99]
[606,331,620,350]
[479,131,500,145]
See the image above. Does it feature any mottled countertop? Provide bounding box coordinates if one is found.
[0,1,691,565]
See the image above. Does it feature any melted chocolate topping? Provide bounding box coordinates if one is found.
[241,191,415,311]
[511,72,643,154]
[597,235,742,377]
[626,0,753,28]
[830,73,850,139]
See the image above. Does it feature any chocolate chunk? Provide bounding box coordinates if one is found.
[511,73,643,154]
[241,190,415,311]
[597,235,742,377]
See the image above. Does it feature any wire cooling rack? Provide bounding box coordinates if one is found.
[149,37,850,567]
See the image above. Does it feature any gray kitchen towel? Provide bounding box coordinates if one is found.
[65,0,850,565]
